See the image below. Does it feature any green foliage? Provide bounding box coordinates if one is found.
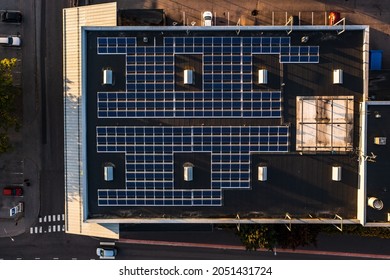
[237,224,277,251]
[236,223,390,251]
[0,58,20,153]
[274,224,321,250]
[236,224,321,251]
[321,224,390,239]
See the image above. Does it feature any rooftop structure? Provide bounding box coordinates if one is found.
[63,4,389,238]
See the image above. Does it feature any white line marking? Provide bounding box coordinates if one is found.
[53,226,56,232]
[30,227,33,234]
[43,216,47,222]
[34,227,38,234]
[57,225,61,231]
[52,215,56,222]
[57,214,61,221]
[48,225,51,233]
[62,214,65,220]
[48,216,51,222]
[39,226,42,233]
[39,217,42,223]
[62,225,65,231]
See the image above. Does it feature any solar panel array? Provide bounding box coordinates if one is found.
[96,37,319,119]
[93,33,316,206]
[97,126,289,206]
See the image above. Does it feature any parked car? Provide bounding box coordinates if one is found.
[202,11,213,26]
[0,36,21,46]
[3,187,23,196]
[1,11,22,23]
[96,247,117,258]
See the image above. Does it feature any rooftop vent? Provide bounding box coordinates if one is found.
[258,69,268,84]
[258,165,267,181]
[368,197,384,210]
[333,69,343,84]
[183,162,194,182]
[332,165,342,181]
[102,69,113,85]
[184,69,194,85]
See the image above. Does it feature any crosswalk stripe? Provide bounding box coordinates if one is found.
[57,214,61,221]
[62,225,65,231]
[34,227,38,234]
[48,216,51,222]
[39,217,42,223]
[48,225,51,233]
[39,226,42,233]
[62,214,65,221]
[52,215,56,222]
[30,227,33,234]
[43,216,47,222]
[57,225,61,231]
[53,225,56,232]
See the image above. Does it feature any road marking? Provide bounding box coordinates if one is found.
[57,225,61,231]
[53,225,57,232]
[39,226,42,233]
[44,216,47,222]
[62,225,65,231]
[100,241,116,246]
[57,214,61,221]
[30,227,33,234]
[39,217,42,223]
[62,214,65,220]
[34,227,38,234]
[48,225,51,233]
[52,215,56,222]
[48,215,51,222]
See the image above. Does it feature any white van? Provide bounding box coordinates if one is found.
[202,11,213,26]
[0,36,21,46]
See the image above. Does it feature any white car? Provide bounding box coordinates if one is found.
[202,11,213,26]
[96,247,117,259]
[0,36,21,46]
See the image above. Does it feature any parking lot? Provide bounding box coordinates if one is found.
[0,0,25,224]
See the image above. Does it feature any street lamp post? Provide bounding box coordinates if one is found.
[3,228,15,242]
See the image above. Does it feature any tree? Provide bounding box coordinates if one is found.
[274,224,320,250]
[0,58,20,153]
[236,224,277,251]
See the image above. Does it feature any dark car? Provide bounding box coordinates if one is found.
[1,11,22,23]
[3,187,23,196]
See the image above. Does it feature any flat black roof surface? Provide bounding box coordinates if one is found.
[84,28,364,220]
[366,104,390,222]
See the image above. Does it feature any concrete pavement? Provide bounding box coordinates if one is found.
[0,0,42,238]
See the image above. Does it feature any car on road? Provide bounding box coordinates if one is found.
[1,11,22,23]
[0,36,21,46]
[3,187,23,196]
[96,247,117,258]
[202,11,213,26]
